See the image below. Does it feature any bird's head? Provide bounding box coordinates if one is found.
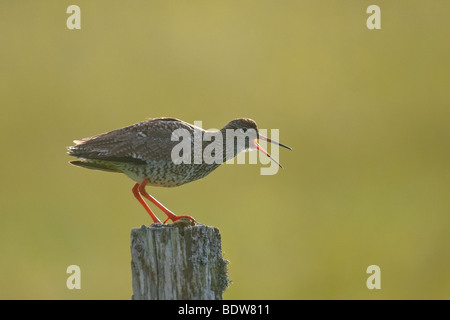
[222,118,292,167]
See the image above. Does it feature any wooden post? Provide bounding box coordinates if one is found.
[130,220,229,300]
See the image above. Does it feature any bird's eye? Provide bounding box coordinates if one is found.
[240,127,248,133]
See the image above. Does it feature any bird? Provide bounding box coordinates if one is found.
[68,117,292,224]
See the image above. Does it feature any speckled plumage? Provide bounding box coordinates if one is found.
[68,117,290,224]
[68,117,259,187]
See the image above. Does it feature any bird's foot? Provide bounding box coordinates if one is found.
[163,215,197,225]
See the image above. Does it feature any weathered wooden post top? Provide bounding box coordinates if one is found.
[130,220,229,300]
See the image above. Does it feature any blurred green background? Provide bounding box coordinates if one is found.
[0,1,449,299]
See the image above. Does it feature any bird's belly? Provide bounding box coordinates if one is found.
[121,161,220,187]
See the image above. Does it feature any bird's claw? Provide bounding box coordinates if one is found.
[164,215,197,225]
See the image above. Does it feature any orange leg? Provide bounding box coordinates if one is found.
[132,183,162,224]
[138,178,196,224]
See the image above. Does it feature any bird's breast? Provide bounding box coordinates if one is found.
[120,160,221,187]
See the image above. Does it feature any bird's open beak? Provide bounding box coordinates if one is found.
[254,134,292,168]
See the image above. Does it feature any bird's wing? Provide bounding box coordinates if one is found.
[68,118,197,164]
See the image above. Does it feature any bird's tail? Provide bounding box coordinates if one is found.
[69,160,122,173]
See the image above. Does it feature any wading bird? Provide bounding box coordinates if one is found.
[68,117,291,224]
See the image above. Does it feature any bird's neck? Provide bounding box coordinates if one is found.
[198,128,251,163]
